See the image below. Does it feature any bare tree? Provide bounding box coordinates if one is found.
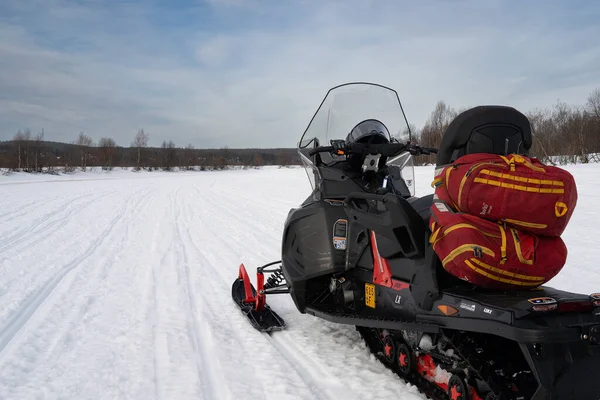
[396,123,418,143]
[98,137,117,170]
[527,108,556,165]
[183,143,195,170]
[587,88,600,119]
[13,130,30,171]
[76,132,94,171]
[161,140,177,170]
[33,130,44,172]
[132,129,149,170]
[252,152,264,168]
[419,101,457,147]
[413,101,458,164]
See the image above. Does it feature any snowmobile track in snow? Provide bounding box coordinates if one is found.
[265,332,349,400]
[172,188,231,400]
[0,188,148,360]
[0,189,118,255]
[177,190,337,400]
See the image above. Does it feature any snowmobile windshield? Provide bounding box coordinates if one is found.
[298,82,415,194]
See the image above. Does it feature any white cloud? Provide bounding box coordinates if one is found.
[1,0,599,148]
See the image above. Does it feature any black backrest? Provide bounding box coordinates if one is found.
[436,105,532,166]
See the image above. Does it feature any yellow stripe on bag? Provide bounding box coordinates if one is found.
[479,170,564,187]
[429,226,442,244]
[445,167,461,211]
[498,223,507,264]
[431,223,501,247]
[443,223,502,238]
[473,178,565,194]
[470,258,544,281]
[458,172,469,209]
[504,218,547,229]
[442,244,495,266]
[464,259,544,287]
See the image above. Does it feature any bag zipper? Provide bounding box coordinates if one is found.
[441,243,495,266]
[445,165,462,211]
[510,228,534,265]
[458,162,503,209]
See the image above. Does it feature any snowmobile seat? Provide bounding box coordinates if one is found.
[408,194,434,222]
[436,105,533,167]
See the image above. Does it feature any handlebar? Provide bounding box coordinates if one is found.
[308,146,335,156]
[308,141,438,157]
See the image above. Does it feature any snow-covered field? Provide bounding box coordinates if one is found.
[0,164,599,400]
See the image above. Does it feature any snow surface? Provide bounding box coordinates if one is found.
[0,164,599,400]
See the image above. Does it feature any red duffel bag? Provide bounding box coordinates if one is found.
[432,153,577,237]
[429,198,567,290]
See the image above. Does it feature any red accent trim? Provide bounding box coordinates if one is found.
[370,232,410,291]
[450,385,461,400]
[384,343,392,357]
[238,263,266,312]
[415,354,483,400]
[399,352,407,367]
[416,354,449,390]
[370,231,393,287]
[256,269,266,311]
[391,279,410,291]
[238,264,253,302]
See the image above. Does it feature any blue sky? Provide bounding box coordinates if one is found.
[1,0,599,148]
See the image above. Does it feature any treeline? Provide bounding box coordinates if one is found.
[409,88,600,165]
[0,129,300,173]
[2,88,600,173]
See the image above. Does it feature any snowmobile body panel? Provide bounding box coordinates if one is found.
[281,194,349,312]
[522,341,600,399]
[305,283,600,344]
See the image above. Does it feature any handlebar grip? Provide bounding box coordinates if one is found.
[308,146,335,156]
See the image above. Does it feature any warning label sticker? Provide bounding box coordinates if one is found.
[365,283,376,308]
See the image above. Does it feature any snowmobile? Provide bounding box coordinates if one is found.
[231,82,600,400]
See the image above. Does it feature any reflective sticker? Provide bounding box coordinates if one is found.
[365,283,376,308]
[527,297,557,305]
[333,238,346,250]
[333,219,348,250]
[434,202,450,212]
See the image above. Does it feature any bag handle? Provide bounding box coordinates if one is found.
[500,154,545,172]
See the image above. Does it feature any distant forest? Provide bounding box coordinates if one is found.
[0,129,300,172]
[1,88,599,173]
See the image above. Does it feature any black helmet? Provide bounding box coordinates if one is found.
[346,119,390,145]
